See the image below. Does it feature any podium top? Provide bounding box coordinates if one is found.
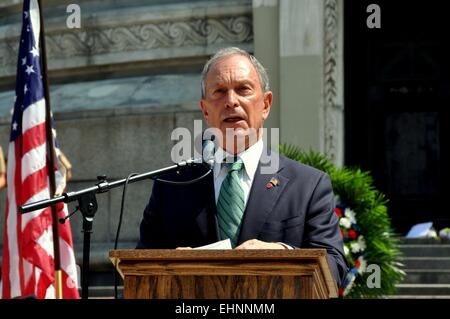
[109,249,338,298]
[109,248,328,261]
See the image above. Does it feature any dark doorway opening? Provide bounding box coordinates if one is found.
[344,0,450,234]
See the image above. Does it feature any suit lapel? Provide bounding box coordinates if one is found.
[238,155,289,243]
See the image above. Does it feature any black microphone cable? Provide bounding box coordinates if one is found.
[112,155,214,298]
[154,138,215,185]
[113,172,138,299]
[153,167,212,185]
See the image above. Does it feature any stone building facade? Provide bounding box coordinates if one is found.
[0,0,344,287]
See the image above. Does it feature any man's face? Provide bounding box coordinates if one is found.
[200,54,273,154]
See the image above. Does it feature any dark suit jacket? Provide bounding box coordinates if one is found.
[137,154,348,287]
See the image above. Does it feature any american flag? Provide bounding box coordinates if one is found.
[1,0,79,299]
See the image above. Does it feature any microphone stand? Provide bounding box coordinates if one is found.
[20,159,206,299]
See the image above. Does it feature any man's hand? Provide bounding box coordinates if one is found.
[235,239,286,249]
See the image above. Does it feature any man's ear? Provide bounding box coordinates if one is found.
[200,99,208,120]
[262,91,273,120]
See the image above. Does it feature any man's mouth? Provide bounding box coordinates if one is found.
[224,117,244,123]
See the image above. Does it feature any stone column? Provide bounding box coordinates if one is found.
[252,0,280,133]
[323,0,344,165]
[253,0,344,165]
[279,0,324,153]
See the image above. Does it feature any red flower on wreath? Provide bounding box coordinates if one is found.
[348,229,357,240]
[335,207,343,218]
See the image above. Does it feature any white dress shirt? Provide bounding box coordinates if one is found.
[213,139,263,206]
[212,139,292,249]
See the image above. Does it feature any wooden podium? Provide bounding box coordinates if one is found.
[109,249,338,299]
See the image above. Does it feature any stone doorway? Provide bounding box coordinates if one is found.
[344,0,450,234]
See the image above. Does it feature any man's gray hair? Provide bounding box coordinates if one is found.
[201,47,270,98]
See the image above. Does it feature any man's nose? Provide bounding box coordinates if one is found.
[225,90,239,108]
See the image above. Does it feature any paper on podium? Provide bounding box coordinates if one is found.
[193,239,232,249]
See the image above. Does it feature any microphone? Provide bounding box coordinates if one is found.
[202,138,216,169]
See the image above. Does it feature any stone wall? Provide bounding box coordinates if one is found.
[0,0,253,267]
[0,0,346,275]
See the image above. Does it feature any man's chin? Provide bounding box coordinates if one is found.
[221,123,246,132]
[231,127,248,135]
[222,128,260,154]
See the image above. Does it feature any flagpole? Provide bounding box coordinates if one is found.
[37,0,63,299]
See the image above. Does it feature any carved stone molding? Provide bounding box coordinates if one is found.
[323,0,341,163]
[0,12,253,77]
[43,16,252,58]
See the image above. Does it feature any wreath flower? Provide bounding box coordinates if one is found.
[335,200,367,296]
[280,144,405,298]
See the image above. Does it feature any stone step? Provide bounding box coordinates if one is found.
[84,285,124,299]
[403,269,450,284]
[82,270,124,299]
[399,244,450,258]
[402,257,450,269]
[396,283,450,295]
[400,238,450,245]
[387,295,450,299]
[85,270,123,286]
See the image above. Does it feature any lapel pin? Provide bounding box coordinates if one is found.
[270,177,279,186]
[266,177,279,189]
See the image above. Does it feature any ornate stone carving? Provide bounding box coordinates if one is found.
[323,0,341,163]
[1,15,252,70]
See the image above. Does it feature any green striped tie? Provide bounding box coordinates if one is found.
[217,159,245,247]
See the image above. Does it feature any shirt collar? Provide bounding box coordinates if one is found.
[213,138,264,180]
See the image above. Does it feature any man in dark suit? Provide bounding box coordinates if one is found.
[137,47,348,287]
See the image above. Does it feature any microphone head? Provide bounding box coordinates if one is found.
[202,139,216,168]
